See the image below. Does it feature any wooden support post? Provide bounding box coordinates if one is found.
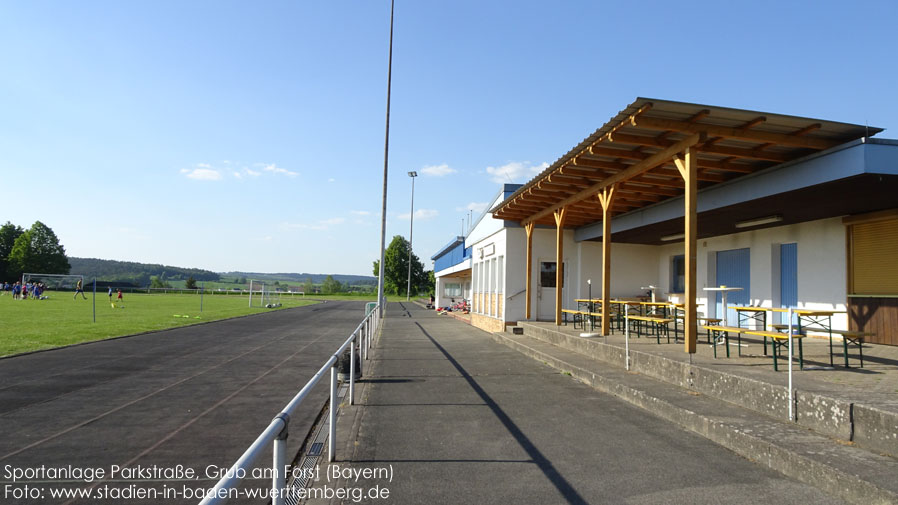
[554,207,567,325]
[674,148,698,353]
[525,222,535,320]
[598,185,616,336]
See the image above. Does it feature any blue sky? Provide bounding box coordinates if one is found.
[1,1,896,276]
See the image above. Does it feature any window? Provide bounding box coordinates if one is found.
[671,255,685,293]
[497,256,504,294]
[540,262,557,288]
[444,283,461,297]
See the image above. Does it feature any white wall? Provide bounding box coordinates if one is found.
[577,242,660,299]
[657,217,848,330]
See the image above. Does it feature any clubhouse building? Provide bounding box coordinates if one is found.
[432,98,898,348]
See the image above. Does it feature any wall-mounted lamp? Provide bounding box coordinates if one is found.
[735,215,783,229]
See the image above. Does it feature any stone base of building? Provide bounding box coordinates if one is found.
[471,313,505,333]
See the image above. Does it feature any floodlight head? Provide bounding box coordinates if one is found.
[408,171,417,177]
[587,279,591,285]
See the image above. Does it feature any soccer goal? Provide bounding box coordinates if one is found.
[22,273,84,292]
[261,285,281,308]
[248,280,281,308]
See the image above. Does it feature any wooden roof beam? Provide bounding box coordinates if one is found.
[700,144,790,162]
[596,132,786,165]
[792,123,821,136]
[522,133,704,226]
[619,182,679,197]
[633,116,838,150]
[742,116,767,129]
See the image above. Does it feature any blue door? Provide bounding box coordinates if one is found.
[716,248,750,325]
[780,243,798,323]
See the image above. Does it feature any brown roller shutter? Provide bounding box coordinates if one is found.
[850,218,898,295]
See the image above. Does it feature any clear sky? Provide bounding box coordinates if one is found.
[1,1,896,276]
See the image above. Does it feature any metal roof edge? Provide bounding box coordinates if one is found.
[431,236,465,260]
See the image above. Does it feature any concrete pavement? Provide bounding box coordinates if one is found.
[325,303,852,504]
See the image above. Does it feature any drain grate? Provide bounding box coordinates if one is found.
[308,442,323,456]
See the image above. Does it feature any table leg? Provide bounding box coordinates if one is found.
[843,337,850,368]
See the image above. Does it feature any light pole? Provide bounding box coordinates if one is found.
[407,171,417,301]
[377,0,395,318]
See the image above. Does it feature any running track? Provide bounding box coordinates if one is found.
[0,300,366,504]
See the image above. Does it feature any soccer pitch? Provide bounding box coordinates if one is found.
[0,291,317,357]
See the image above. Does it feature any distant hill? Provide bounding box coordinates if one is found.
[67,257,376,288]
[222,272,377,285]
[68,257,220,287]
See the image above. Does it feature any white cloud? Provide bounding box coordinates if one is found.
[322,217,346,226]
[421,164,456,177]
[350,210,371,216]
[485,161,548,183]
[398,208,439,221]
[456,202,488,213]
[328,178,336,183]
[261,163,298,177]
[180,166,222,181]
[233,171,242,179]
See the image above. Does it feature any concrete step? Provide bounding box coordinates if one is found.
[515,322,898,462]
[490,329,898,505]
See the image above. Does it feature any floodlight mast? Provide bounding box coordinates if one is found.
[407,171,417,301]
[376,0,395,319]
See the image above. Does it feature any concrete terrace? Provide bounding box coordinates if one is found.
[327,302,898,505]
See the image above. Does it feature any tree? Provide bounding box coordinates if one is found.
[150,276,172,289]
[302,277,314,294]
[7,221,70,279]
[185,276,197,290]
[0,222,24,281]
[373,235,428,296]
[426,270,436,296]
[321,275,342,294]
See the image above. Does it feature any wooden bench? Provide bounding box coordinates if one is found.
[772,325,872,368]
[704,325,804,371]
[561,309,587,329]
[627,315,674,343]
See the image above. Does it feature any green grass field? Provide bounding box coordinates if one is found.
[0,291,317,357]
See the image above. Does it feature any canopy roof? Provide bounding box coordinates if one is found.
[492,98,882,228]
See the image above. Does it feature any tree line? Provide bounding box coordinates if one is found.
[0,221,70,282]
[68,257,220,287]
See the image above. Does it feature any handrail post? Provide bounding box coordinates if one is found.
[328,364,337,462]
[363,319,369,361]
[272,413,289,505]
[349,338,356,405]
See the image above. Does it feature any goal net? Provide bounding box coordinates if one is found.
[261,284,281,308]
[248,280,282,308]
[22,273,84,291]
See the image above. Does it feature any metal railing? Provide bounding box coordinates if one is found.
[198,304,381,505]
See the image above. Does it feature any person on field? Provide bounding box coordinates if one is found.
[74,279,87,300]
[117,289,123,306]
[108,286,113,304]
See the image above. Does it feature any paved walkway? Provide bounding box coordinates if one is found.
[329,303,846,504]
